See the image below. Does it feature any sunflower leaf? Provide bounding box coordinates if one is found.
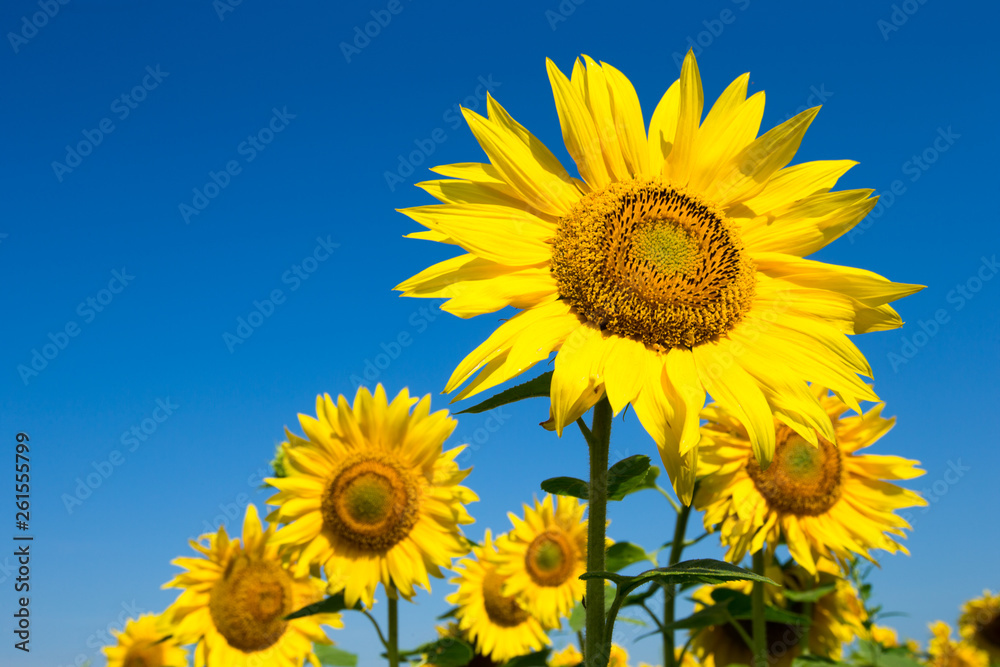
[314,645,359,667]
[456,371,552,414]
[540,476,589,499]
[569,601,586,631]
[607,455,653,500]
[403,637,475,666]
[284,591,363,620]
[501,649,552,667]
[605,541,654,572]
[782,584,837,603]
[581,559,776,598]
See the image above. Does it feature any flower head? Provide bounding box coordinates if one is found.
[396,52,920,503]
[103,614,187,667]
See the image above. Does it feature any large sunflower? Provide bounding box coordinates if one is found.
[691,558,865,667]
[959,590,1000,662]
[494,495,593,628]
[266,384,478,608]
[694,386,926,573]
[395,52,920,503]
[447,529,550,663]
[163,504,341,667]
[103,614,188,667]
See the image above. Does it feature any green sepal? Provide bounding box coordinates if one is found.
[456,371,552,414]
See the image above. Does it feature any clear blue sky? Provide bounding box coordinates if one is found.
[1,0,997,665]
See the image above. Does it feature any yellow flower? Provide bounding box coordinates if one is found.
[959,590,1000,662]
[103,614,187,667]
[163,504,341,667]
[929,621,990,667]
[695,387,926,573]
[691,558,865,667]
[548,643,631,666]
[447,529,550,663]
[495,495,592,628]
[266,384,477,608]
[869,624,900,647]
[395,51,920,503]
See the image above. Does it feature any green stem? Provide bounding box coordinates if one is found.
[751,551,767,667]
[584,397,612,667]
[800,600,814,655]
[388,586,399,667]
[664,500,693,667]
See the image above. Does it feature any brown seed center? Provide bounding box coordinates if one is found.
[208,556,293,652]
[524,530,576,587]
[747,426,843,516]
[481,568,530,627]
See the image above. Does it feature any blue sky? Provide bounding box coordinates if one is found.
[1,0,997,665]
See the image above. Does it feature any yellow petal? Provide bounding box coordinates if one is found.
[579,55,630,182]
[665,50,704,186]
[546,58,611,188]
[550,324,608,434]
[754,253,924,306]
[647,79,680,173]
[601,61,651,177]
[739,160,858,216]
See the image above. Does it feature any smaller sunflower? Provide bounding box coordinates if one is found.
[163,504,341,667]
[103,614,187,667]
[495,495,593,628]
[266,385,478,608]
[959,590,1000,662]
[868,623,901,648]
[929,621,990,667]
[448,529,550,663]
[690,557,865,667]
[695,387,926,573]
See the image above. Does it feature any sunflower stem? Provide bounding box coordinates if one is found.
[388,586,399,667]
[664,499,693,667]
[751,551,767,667]
[584,396,612,667]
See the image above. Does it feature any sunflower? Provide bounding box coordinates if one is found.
[394,52,921,503]
[447,529,550,663]
[549,643,631,666]
[103,614,188,667]
[929,621,990,667]
[266,384,478,608]
[494,495,593,628]
[691,558,864,667]
[959,590,1000,662]
[694,386,926,573]
[163,504,340,667]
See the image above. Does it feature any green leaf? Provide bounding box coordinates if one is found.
[456,371,552,414]
[878,649,926,667]
[792,656,849,667]
[607,455,652,500]
[437,606,461,620]
[285,591,362,620]
[501,649,552,667]
[314,645,359,666]
[580,558,777,597]
[605,542,653,572]
[540,476,589,499]
[783,584,837,603]
[568,601,586,631]
[405,637,475,667]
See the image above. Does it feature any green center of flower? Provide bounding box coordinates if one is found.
[208,556,292,652]
[525,530,575,587]
[747,427,843,516]
[551,179,755,350]
[482,568,530,628]
[322,455,420,552]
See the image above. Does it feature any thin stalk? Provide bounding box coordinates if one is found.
[663,501,693,667]
[361,610,389,649]
[388,586,399,667]
[800,601,814,655]
[584,397,612,667]
[751,551,767,667]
